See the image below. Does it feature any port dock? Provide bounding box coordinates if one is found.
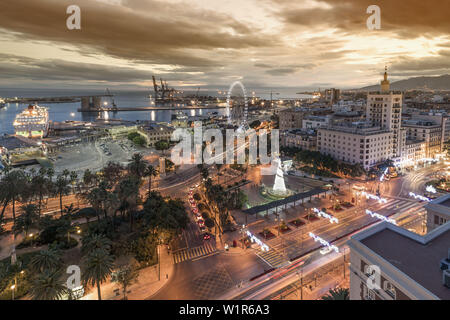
[77,105,227,112]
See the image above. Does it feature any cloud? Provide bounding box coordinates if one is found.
[0,0,274,68]
[276,0,450,39]
[391,50,450,75]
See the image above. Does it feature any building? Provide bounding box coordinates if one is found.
[139,123,174,147]
[0,135,44,166]
[409,111,450,144]
[366,68,404,161]
[281,129,317,151]
[107,124,139,139]
[13,104,49,138]
[402,119,442,158]
[323,88,341,105]
[402,139,426,167]
[348,221,450,300]
[425,194,450,231]
[317,123,393,170]
[171,111,189,128]
[278,107,332,130]
[279,108,306,130]
[330,111,364,125]
[302,115,330,129]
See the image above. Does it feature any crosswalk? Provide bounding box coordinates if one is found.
[173,242,217,264]
[256,249,289,268]
[370,197,423,216]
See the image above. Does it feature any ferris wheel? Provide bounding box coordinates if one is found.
[226,81,248,129]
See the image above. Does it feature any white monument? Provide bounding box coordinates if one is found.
[273,158,287,194]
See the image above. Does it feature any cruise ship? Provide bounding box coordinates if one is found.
[13,104,49,138]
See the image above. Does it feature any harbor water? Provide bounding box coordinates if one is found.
[0,88,312,134]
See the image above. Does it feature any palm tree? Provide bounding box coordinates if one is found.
[111,264,139,300]
[128,153,147,179]
[30,168,50,218]
[13,204,39,238]
[0,178,10,222]
[29,248,63,273]
[2,170,27,228]
[82,248,114,300]
[105,192,120,222]
[81,234,112,256]
[82,169,98,191]
[54,174,71,217]
[321,288,350,300]
[144,165,158,193]
[29,270,68,300]
[116,176,140,232]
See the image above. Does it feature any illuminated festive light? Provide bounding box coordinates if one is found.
[246,230,269,252]
[309,232,339,253]
[365,209,397,225]
[361,191,387,203]
[409,192,430,202]
[425,185,437,194]
[313,208,339,224]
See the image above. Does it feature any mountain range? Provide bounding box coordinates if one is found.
[360,74,450,91]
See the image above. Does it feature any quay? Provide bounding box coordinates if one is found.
[77,104,228,112]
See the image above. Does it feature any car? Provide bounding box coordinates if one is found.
[199,225,206,231]
[203,233,211,241]
[192,208,198,214]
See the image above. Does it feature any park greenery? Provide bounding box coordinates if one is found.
[127,132,147,147]
[201,165,248,234]
[154,140,170,151]
[281,146,367,178]
[0,153,188,300]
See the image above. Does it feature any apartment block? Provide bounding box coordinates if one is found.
[317,123,392,170]
[281,129,317,151]
[402,119,442,158]
[348,221,450,300]
[425,194,450,231]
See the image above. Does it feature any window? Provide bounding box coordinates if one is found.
[363,285,375,300]
[384,281,396,299]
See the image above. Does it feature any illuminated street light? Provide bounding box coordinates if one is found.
[312,208,339,224]
[365,209,397,225]
[309,232,339,253]
[409,192,430,202]
[361,191,387,204]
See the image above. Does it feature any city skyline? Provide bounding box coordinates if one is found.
[0,0,449,89]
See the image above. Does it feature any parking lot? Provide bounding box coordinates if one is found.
[51,138,146,175]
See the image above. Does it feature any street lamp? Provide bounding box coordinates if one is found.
[10,284,15,300]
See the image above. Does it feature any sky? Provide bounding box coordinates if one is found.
[0,0,449,91]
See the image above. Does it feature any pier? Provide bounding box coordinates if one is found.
[4,95,113,105]
[77,104,227,112]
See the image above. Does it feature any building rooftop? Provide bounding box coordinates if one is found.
[424,194,450,218]
[402,119,440,127]
[359,225,450,300]
[368,91,403,95]
[319,122,391,136]
[0,135,39,150]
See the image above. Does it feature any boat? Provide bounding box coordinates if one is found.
[13,104,49,138]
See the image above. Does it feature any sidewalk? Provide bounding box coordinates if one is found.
[81,244,174,300]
